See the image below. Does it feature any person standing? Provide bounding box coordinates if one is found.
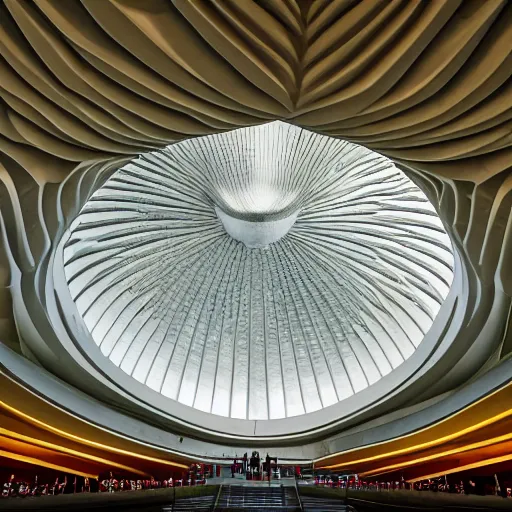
[2,474,15,497]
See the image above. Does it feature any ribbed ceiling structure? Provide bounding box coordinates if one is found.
[0,0,511,479]
[64,122,453,420]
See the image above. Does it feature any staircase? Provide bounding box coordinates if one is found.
[215,484,300,511]
[162,494,216,511]
[300,494,348,511]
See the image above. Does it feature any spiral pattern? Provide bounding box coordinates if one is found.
[63,122,453,420]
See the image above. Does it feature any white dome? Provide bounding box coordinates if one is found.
[64,122,453,421]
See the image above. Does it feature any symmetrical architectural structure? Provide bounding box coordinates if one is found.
[0,0,511,483]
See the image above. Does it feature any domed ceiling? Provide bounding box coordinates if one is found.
[63,122,453,421]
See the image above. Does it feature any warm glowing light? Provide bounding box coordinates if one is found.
[404,454,512,483]
[359,433,512,477]
[0,449,97,479]
[0,429,148,476]
[0,400,189,469]
[317,382,512,469]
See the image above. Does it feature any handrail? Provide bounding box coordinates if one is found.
[295,479,304,512]
[213,483,222,511]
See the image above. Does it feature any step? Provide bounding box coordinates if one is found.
[300,495,347,511]
[216,485,300,510]
[161,494,216,511]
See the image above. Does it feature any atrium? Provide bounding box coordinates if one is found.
[0,0,511,510]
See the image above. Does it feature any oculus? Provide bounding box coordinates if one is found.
[64,122,453,420]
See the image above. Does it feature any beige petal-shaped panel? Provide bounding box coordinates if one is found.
[0,0,511,445]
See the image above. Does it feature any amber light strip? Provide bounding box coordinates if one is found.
[404,454,512,483]
[0,400,189,470]
[358,433,512,478]
[0,428,149,476]
[318,383,512,469]
[0,449,98,479]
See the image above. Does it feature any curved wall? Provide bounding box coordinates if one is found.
[2,342,512,466]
